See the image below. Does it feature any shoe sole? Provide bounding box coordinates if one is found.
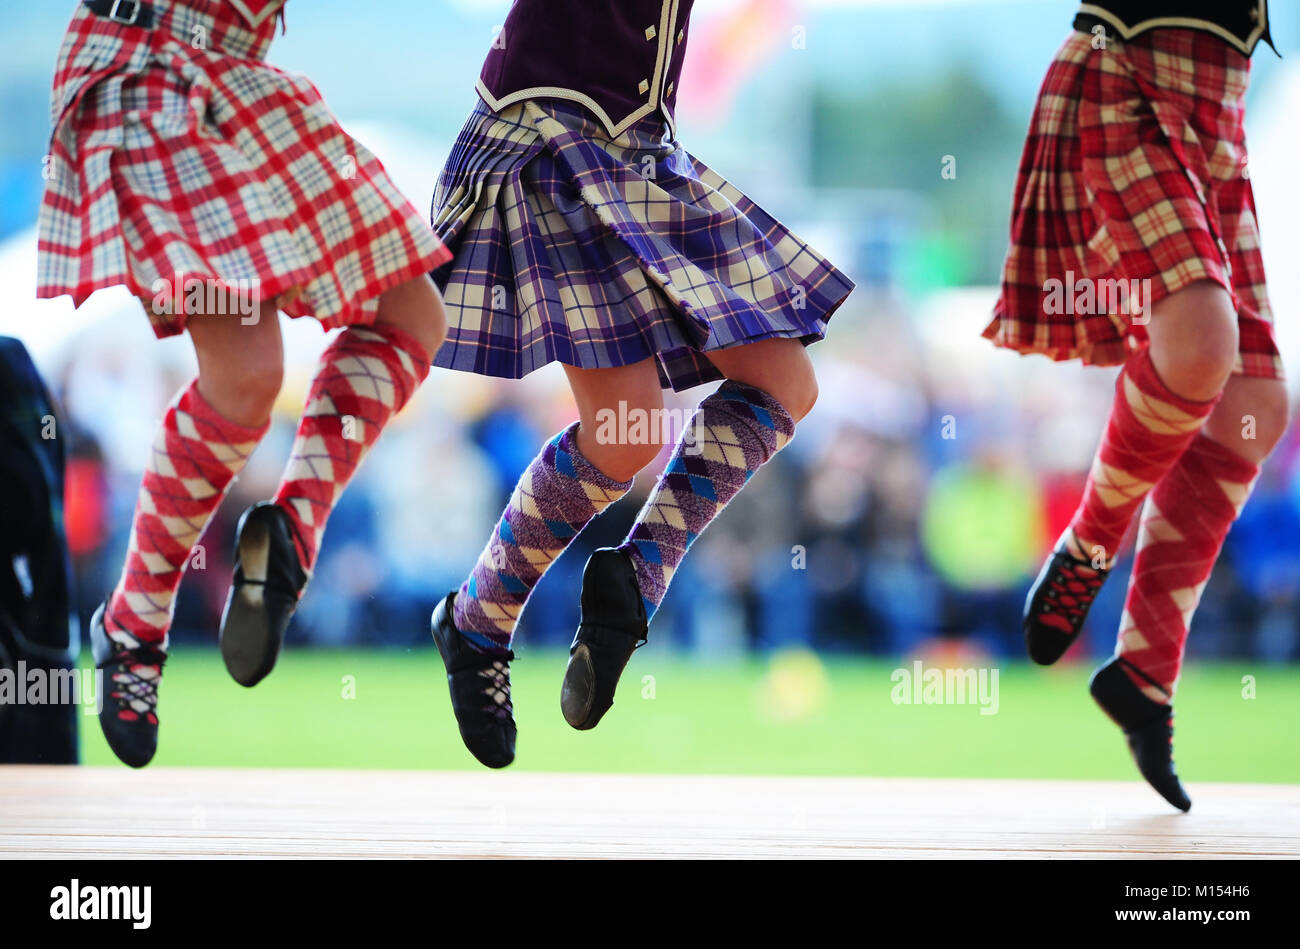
[430,603,453,666]
[220,516,280,688]
[560,644,599,730]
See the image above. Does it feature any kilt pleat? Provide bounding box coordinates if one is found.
[37,1,450,336]
[431,98,855,392]
[985,29,1281,379]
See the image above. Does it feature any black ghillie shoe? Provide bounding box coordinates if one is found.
[1090,657,1191,813]
[430,593,516,769]
[1023,549,1110,665]
[561,548,647,731]
[219,501,309,687]
[91,603,165,769]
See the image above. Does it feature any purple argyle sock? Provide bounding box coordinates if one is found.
[618,381,796,620]
[454,422,632,652]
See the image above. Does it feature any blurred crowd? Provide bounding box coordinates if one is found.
[48,279,1300,666]
[6,1,1298,668]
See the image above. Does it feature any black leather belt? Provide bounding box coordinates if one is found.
[82,0,156,29]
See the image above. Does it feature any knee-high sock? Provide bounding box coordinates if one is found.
[454,422,633,652]
[1066,348,1220,566]
[274,324,429,571]
[1116,433,1259,701]
[619,380,795,620]
[106,379,269,648]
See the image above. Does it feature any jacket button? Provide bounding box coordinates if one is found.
[638,79,650,95]
[666,81,675,97]
[678,29,685,44]
[645,25,656,40]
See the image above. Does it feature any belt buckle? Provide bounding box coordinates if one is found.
[108,0,142,25]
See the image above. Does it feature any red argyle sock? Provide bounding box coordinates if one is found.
[273,324,430,571]
[1065,348,1220,566]
[1115,433,1259,701]
[105,379,270,648]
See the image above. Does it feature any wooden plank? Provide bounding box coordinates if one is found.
[1,767,1296,858]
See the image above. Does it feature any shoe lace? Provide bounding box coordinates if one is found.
[1042,559,1106,626]
[108,644,166,713]
[477,655,514,721]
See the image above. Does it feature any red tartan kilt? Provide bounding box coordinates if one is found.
[984,29,1282,380]
[37,1,450,337]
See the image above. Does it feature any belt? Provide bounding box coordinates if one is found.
[82,0,156,29]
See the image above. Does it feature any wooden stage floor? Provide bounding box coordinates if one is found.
[2,767,1297,859]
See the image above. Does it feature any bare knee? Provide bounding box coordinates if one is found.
[1205,376,1291,463]
[376,276,447,359]
[708,339,819,423]
[575,402,666,481]
[582,436,663,482]
[777,368,819,422]
[202,349,283,424]
[563,360,667,481]
[190,308,284,425]
[1164,323,1238,397]
[734,358,818,423]
[1254,389,1291,457]
[1146,281,1239,401]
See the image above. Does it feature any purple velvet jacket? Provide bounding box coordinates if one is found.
[477,0,694,138]
[1074,1,1273,56]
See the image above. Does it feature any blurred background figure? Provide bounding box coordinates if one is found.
[1,0,1297,676]
[0,336,77,763]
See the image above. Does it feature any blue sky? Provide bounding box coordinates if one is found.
[2,1,1295,238]
[9,1,1296,134]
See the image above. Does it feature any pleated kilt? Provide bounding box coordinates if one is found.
[984,29,1281,379]
[38,0,451,336]
[431,97,855,392]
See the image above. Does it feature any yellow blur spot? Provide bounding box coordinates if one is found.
[755,648,831,724]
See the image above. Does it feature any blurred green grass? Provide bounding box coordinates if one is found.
[78,647,1300,782]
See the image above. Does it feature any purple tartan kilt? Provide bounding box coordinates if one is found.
[430,97,855,391]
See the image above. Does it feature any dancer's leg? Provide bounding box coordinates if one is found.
[97,305,281,766]
[562,338,813,731]
[1023,281,1238,664]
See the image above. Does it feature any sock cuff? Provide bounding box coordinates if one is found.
[329,324,432,412]
[318,323,431,413]
[1125,347,1222,416]
[174,378,272,442]
[706,380,797,456]
[361,322,433,370]
[553,422,635,494]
